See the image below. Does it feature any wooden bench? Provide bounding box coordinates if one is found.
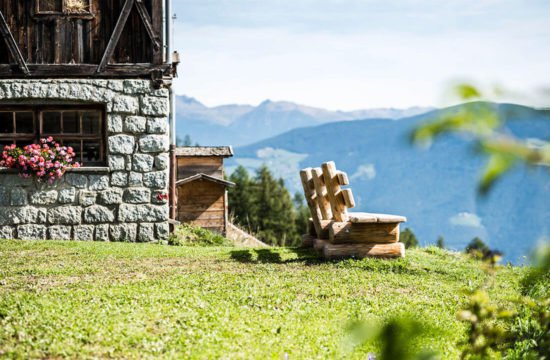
[300,161,406,259]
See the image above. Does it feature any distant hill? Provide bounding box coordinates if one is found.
[176,95,433,146]
[228,103,550,263]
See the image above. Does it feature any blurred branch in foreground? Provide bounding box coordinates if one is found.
[411,84,550,195]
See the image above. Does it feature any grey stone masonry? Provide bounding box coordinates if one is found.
[0,79,170,242]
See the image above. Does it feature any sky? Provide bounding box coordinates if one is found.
[172,0,550,110]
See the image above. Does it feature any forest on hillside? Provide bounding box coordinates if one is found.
[228,165,309,246]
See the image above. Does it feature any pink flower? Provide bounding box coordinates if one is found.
[1,138,79,183]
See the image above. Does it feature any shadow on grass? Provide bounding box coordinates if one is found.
[230,248,439,276]
[230,248,324,266]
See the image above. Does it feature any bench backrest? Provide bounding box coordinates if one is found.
[300,161,355,238]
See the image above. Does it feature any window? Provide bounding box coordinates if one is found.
[37,0,92,14]
[38,0,62,13]
[0,106,105,166]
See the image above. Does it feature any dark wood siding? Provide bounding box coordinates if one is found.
[177,180,227,234]
[177,157,224,180]
[0,0,162,66]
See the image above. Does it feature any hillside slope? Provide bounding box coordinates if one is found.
[0,241,526,358]
[231,104,550,262]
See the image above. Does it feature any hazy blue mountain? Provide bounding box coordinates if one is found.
[176,95,433,146]
[228,103,550,263]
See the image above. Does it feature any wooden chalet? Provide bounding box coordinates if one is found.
[0,0,171,81]
[175,146,235,234]
[0,0,179,243]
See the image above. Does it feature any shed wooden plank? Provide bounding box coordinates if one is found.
[178,213,225,221]
[186,219,225,227]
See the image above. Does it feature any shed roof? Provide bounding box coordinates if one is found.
[176,173,235,187]
[175,146,234,157]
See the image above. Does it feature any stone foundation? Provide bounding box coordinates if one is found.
[0,79,170,242]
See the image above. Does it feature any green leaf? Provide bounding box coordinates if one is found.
[456,84,482,100]
[478,154,515,195]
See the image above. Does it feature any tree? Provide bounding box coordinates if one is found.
[253,166,297,246]
[436,235,445,249]
[228,165,303,246]
[465,237,490,258]
[400,228,419,249]
[183,134,192,146]
[175,135,194,147]
[293,192,310,238]
[228,166,254,229]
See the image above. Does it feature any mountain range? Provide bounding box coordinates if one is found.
[176,95,433,147]
[226,103,550,263]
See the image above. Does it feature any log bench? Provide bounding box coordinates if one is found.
[300,161,407,259]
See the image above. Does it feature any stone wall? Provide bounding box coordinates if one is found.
[0,79,170,242]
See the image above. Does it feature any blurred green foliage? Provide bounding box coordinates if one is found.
[457,290,514,359]
[412,84,550,358]
[456,242,549,359]
[347,317,437,360]
[411,84,550,194]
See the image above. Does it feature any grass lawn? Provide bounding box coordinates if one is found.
[0,241,526,359]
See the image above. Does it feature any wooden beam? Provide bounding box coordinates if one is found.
[96,0,136,73]
[0,10,30,75]
[322,161,348,222]
[152,0,164,64]
[323,242,405,259]
[135,0,161,51]
[328,222,400,244]
[312,167,333,220]
[0,64,170,78]
[348,212,407,224]
[336,171,349,186]
[341,188,355,209]
[300,168,324,239]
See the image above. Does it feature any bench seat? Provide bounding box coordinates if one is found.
[348,212,407,224]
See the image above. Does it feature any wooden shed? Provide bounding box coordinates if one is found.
[175,146,234,234]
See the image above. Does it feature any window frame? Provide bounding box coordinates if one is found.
[0,105,106,167]
[35,0,93,16]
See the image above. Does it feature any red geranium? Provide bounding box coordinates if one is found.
[0,137,80,184]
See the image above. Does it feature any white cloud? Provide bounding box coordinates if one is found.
[350,164,377,181]
[172,1,550,109]
[449,212,483,228]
